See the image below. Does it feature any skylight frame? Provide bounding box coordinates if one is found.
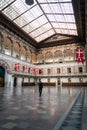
[0,0,78,42]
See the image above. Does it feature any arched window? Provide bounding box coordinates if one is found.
[13,42,20,58]
[4,37,12,56]
[27,50,31,62]
[21,46,26,61]
[37,53,44,63]
[45,51,53,63]
[54,50,63,62]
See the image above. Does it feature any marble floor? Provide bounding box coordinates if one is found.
[0,86,82,130]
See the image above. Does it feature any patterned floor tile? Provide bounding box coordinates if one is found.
[7,115,19,120]
[12,107,20,110]
[65,119,80,125]
[17,122,30,128]
[2,122,17,129]
[0,86,83,130]
[61,126,79,130]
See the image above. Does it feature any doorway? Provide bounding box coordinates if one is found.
[57,78,60,85]
[0,66,5,87]
[14,77,17,87]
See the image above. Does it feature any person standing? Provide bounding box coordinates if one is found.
[38,79,43,97]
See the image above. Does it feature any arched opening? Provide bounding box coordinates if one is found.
[13,77,17,87]
[57,78,61,85]
[0,66,5,87]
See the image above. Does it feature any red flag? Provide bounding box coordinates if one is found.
[41,68,44,75]
[15,63,20,71]
[34,68,39,75]
[75,49,85,64]
[30,67,34,73]
[23,65,27,70]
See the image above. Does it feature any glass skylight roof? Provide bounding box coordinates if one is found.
[0,0,78,42]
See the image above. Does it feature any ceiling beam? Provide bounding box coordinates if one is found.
[37,37,83,49]
[72,0,84,39]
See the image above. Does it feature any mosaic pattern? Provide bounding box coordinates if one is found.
[0,86,82,130]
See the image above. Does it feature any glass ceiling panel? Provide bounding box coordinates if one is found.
[47,14,65,22]
[14,17,28,27]
[55,29,62,34]
[35,29,55,42]
[28,15,48,32]
[19,11,37,23]
[29,20,45,32]
[38,0,56,3]
[60,3,73,13]
[22,25,33,33]
[59,0,71,2]
[29,23,52,37]
[38,0,71,2]
[67,24,77,29]
[64,15,75,22]
[0,0,14,10]
[70,30,77,35]
[58,23,68,28]
[61,29,70,34]
[29,5,43,18]
[41,3,62,14]
[11,0,29,15]
[2,5,19,20]
[56,28,77,35]
[51,23,60,28]
[0,0,77,42]
[2,0,36,20]
[14,6,44,28]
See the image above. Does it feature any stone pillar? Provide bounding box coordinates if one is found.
[30,51,32,63]
[1,34,5,53]
[19,46,22,59]
[26,50,28,61]
[43,51,45,64]
[11,44,14,57]
[53,52,54,64]
[63,50,65,63]
[11,38,15,57]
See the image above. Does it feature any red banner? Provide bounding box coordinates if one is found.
[30,67,34,73]
[15,63,20,71]
[34,68,39,75]
[23,65,27,70]
[75,49,85,64]
[41,68,44,75]
[39,69,44,74]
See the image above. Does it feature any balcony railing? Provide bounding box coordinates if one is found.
[9,71,87,77]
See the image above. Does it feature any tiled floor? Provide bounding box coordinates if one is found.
[0,86,82,130]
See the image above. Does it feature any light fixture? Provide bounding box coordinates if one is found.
[25,0,34,5]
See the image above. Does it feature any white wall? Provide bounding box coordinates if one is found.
[17,77,22,86]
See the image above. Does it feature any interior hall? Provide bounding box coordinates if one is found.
[0,0,87,130]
